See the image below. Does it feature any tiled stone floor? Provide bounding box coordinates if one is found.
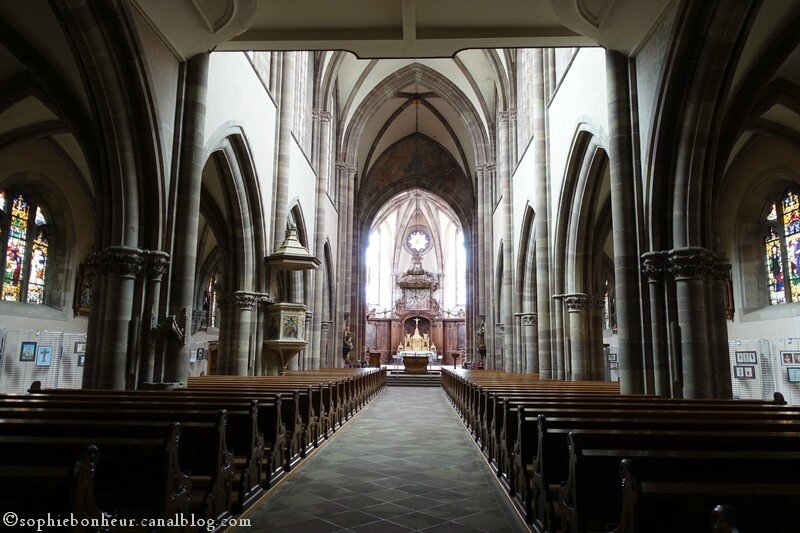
[241,387,528,532]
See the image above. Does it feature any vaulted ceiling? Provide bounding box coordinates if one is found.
[131,0,679,58]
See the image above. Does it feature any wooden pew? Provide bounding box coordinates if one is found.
[559,431,800,533]
[0,412,231,521]
[0,442,108,523]
[0,421,190,520]
[17,390,281,509]
[614,461,800,533]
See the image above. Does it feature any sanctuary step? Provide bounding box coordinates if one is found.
[386,370,441,387]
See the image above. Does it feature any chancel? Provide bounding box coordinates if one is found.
[1,1,800,531]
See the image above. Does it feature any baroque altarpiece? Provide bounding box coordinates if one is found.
[366,251,466,365]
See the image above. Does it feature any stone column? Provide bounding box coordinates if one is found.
[532,49,553,379]
[522,313,538,374]
[552,295,565,380]
[224,291,257,375]
[667,247,713,398]
[474,165,486,355]
[164,52,209,384]
[310,110,332,370]
[139,251,169,385]
[565,294,590,381]
[710,258,733,398]
[606,50,644,394]
[273,52,297,251]
[96,246,144,389]
[642,251,670,396]
[498,111,516,373]
[82,252,104,388]
[590,296,606,381]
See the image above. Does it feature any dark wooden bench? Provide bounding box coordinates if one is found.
[0,421,190,520]
[614,460,800,533]
[14,391,282,509]
[0,442,108,522]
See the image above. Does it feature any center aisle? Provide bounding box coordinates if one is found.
[243,387,528,532]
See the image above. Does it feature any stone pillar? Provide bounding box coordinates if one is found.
[96,246,144,389]
[273,52,296,252]
[82,252,104,388]
[667,247,713,398]
[224,291,257,375]
[710,258,733,398]
[522,313,538,374]
[475,165,486,357]
[532,49,553,379]
[564,294,590,381]
[642,251,670,396]
[498,111,516,373]
[552,295,565,380]
[310,110,332,370]
[139,251,169,385]
[606,50,644,394]
[164,52,209,384]
[591,296,606,381]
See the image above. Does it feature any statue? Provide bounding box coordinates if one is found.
[477,320,487,362]
[342,326,353,364]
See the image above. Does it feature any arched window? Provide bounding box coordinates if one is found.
[202,271,220,330]
[0,190,50,304]
[764,186,800,305]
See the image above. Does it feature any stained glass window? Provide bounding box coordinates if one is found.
[202,272,219,330]
[0,191,50,304]
[764,186,800,305]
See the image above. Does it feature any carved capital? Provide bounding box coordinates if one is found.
[96,247,144,277]
[145,250,170,279]
[641,251,667,282]
[564,293,590,312]
[222,291,257,310]
[485,163,496,173]
[498,110,512,124]
[318,110,332,123]
[257,293,276,306]
[590,296,606,314]
[521,313,538,326]
[710,257,732,282]
[667,247,712,280]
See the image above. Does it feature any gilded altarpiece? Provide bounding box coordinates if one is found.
[366,252,465,365]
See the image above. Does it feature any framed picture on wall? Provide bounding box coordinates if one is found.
[20,342,36,362]
[36,346,53,367]
[189,349,197,363]
[77,354,85,367]
[608,353,617,362]
[74,341,86,354]
[609,362,619,370]
[788,367,800,383]
[196,348,205,361]
[782,352,795,365]
[735,351,757,364]
[734,365,755,379]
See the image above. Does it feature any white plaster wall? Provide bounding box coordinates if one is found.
[287,139,317,241]
[547,48,609,239]
[512,145,537,256]
[205,52,277,244]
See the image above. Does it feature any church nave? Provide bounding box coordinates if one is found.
[244,387,526,533]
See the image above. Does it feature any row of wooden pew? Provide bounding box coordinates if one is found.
[441,369,800,533]
[0,368,385,530]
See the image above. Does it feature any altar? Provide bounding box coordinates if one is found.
[398,318,437,374]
